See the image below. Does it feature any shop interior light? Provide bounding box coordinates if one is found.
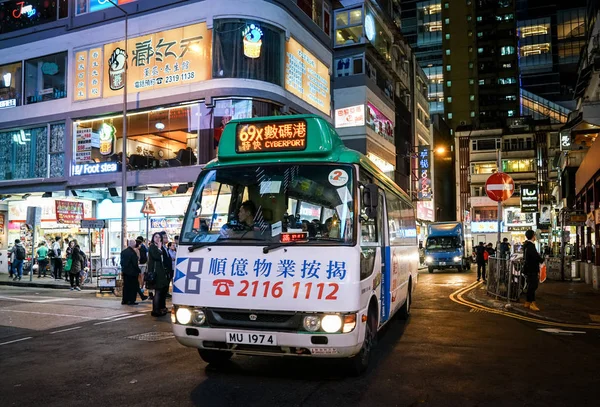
[155,122,165,130]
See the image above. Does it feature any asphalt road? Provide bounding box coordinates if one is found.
[0,268,599,407]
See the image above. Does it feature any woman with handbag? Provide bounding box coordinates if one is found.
[147,232,169,317]
[68,246,85,291]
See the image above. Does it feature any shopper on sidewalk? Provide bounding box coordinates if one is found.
[475,242,487,282]
[499,238,511,259]
[10,239,26,281]
[136,236,149,301]
[523,229,544,311]
[68,246,85,291]
[160,231,174,300]
[36,241,49,278]
[51,236,63,280]
[65,240,75,282]
[121,240,142,305]
[148,232,169,317]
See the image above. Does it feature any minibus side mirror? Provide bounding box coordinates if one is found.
[362,183,379,219]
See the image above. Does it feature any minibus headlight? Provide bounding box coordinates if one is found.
[303,316,321,332]
[321,315,343,333]
[176,307,193,325]
[425,256,433,263]
[192,310,206,325]
[453,256,461,262]
[342,314,357,333]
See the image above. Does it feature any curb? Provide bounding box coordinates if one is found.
[465,286,589,326]
[0,281,97,291]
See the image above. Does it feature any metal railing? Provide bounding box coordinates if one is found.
[487,256,523,301]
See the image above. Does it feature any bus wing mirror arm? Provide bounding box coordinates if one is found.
[362,183,379,219]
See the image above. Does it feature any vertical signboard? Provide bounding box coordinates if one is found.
[88,48,103,99]
[520,184,539,213]
[74,51,88,101]
[418,145,432,200]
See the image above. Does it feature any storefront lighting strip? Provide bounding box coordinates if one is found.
[74,103,201,124]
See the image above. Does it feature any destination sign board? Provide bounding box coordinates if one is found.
[235,120,307,153]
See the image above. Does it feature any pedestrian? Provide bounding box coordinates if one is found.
[36,241,49,278]
[486,242,496,258]
[121,239,142,305]
[9,239,26,281]
[68,245,85,291]
[65,240,75,282]
[475,242,487,282]
[148,232,169,317]
[160,231,174,299]
[499,238,511,259]
[167,241,177,272]
[8,240,16,279]
[523,229,544,311]
[136,236,149,301]
[50,236,63,279]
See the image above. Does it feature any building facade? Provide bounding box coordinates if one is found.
[0,0,333,261]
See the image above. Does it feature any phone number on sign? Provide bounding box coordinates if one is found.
[212,280,339,300]
[134,72,196,89]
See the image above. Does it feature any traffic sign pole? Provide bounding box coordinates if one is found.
[497,150,506,305]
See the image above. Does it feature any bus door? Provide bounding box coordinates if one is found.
[377,191,392,324]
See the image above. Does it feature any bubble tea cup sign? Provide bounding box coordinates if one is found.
[242,24,263,59]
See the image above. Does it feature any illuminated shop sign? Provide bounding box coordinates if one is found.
[0,99,17,109]
[418,145,432,201]
[471,221,499,233]
[335,104,365,128]
[242,24,263,58]
[520,184,538,213]
[72,162,119,176]
[12,1,36,19]
[0,0,60,34]
[235,120,307,153]
[366,102,394,144]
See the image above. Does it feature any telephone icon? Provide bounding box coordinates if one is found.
[213,279,234,296]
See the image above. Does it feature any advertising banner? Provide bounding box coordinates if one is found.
[366,103,394,144]
[539,204,551,225]
[505,207,536,227]
[471,221,499,233]
[520,184,538,213]
[334,104,365,128]
[73,23,212,101]
[417,145,432,201]
[285,37,330,115]
[55,200,85,224]
[416,201,434,222]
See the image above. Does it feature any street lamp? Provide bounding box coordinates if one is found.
[107,0,128,249]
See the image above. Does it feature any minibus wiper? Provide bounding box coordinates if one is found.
[188,237,267,253]
[262,241,298,254]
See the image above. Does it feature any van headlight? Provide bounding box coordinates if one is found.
[175,307,193,325]
[192,310,206,325]
[425,256,433,263]
[321,315,343,333]
[303,315,321,332]
[453,257,461,262]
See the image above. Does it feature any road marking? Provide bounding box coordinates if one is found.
[449,281,600,330]
[0,295,77,303]
[102,313,132,319]
[50,326,82,335]
[0,337,33,346]
[538,328,586,335]
[93,314,145,325]
[0,309,98,319]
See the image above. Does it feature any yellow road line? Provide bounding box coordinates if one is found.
[449,281,600,330]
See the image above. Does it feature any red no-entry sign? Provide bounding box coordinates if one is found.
[485,172,515,202]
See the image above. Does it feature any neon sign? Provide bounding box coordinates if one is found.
[242,24,263,59]
[12,1,36,18]
[72,162,119,176]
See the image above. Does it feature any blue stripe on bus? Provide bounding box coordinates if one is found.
[381,246,391,323]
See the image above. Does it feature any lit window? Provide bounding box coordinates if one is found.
[445,33,451,40]
[468,30,473,36]
[425,22,443,32]
[470,95,475,101]
[500,46,516,55]
[469,79,475,85]
[450,129,453,135]
[444,2,449,9]
[423,4,442,14]
[468,15,472,21]
[470,111,475,117]
[476,16,482,22]
[448,113,453,119]
[502,63,513,68]
[477,47,484,53]
[520,25,549,38]
[498,77,517,85]
[445,18,450,25]
[448,96,453,103]
[469,62,474,68]
[446,81,452,87]
[520,43,551,57]
[508,110,515,117]
[446,65,451,71]
[477,32,484,38]
[479,79,485,85]
[446,49,451,55]
[469,46,473,52]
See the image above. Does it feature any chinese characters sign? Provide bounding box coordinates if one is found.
[73,23,212,101]
[285,37,330,115]
[235,120,307,153]
[366,103,394,144]
[417,146,432,200]
[334,104,365,128]
[55,200,85,224]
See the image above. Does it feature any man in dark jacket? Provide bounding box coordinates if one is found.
[499,238,511,259]
[475,242,487,282]
[160,231,173,298]
[523,229,544,311]
[121,240,142,305]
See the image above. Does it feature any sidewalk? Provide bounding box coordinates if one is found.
[0,272,98,291]
[468,279,600,325]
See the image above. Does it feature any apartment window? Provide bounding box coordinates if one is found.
[444,3,449,9]
[502,159,535,173]
[335,8,363,46]
[448,113,453,119]
[445,33,451,40]
[468,62,474,69]
[476,16,482,22]
[502,63,513,68]
[470,94,475,101]
[446,49,451,55]
[470,111,475,117]
[469,79,475,85]
[24,52,67,105]
[497,14,514,21]
[447,96,453,103]
[467,15,472,21]
[505,95,517,101]
[477,47,484,54]
[500,46,515,55]
[508,110,515,117]
[498,77,517,85]
[468,30,473,37]
[446,65,451,72]
[365,60,377,81]
[444,18,450,25]
[469,46,473,53]
[557,8,586,41]
[471,162,497,175]
[446,81,452,87]
[477,32,484,38]
[478,79,485,85]
[335,55,364,77]
[472,139,499,151]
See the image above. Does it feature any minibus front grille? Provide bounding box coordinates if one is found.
[206,309,302,331]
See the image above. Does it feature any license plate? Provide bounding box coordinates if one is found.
[226,331,277,346]
[439,262,446,266]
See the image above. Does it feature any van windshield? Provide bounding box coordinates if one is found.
[180,164,356,245]
[426,236,459,251]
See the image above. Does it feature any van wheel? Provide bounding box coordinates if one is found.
[399,283,412,320]
[428,267,434,273]
[349,310,375,376]
[198,349,233,365]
